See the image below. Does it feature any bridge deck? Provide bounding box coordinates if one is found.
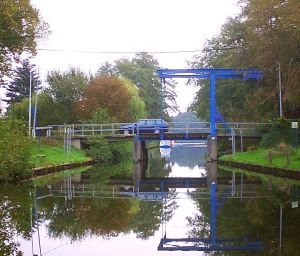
[65,132,261,141]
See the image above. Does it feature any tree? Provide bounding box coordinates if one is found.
[7,92,64,126]
[0,116,32,182]
[4,59,42,105]
[0,0,48,81]
[121,78,146,121]
[46,68,88,124]
[238,0,300,118]
[189,0,300,121]
[76,75,131,122]
[98,52,178,119]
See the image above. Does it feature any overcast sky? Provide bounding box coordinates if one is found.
[30,0,240,113]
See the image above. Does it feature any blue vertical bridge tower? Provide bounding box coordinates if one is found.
[156,68,263,138]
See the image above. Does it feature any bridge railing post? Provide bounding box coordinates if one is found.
[231,128,236,155]
[240,128,243,152]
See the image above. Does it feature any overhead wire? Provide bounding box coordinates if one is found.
[36,46,242,55]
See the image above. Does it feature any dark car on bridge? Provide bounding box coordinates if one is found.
[120,119,168,135]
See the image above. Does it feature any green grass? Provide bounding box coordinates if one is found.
[220,147,300,171]
[31,139,91,167]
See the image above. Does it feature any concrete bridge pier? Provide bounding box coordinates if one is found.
[133,140,147,162]
[71,138,82,149]
[207,136,217,184]
[207,136,217,161]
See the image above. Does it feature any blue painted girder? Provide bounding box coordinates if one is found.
[156,68,263,137]
[157,68,263,80]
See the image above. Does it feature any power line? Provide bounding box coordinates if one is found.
[36,46,241,55]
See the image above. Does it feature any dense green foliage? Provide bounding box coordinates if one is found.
[260,118,293,148]
[98,52,177,119]
[0,117,32,182]
[121,78,147,121]
[189,0,300,121]
[45,68,88,124]
[8,66,149,125]
[0,0,48,82]
[86,137,132,164]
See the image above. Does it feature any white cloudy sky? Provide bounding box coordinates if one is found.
[30,0,240,112]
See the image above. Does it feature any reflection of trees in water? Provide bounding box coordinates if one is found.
[30,157,179,242]
[38,197,136,241]
[129,189,178,240]
[79,160,133,184]
[187,183,300,256]
[169,145,207,168]
[0,183,32,256]
[148,149,171,177]
[129,200,162,239]
[37,191,178,242]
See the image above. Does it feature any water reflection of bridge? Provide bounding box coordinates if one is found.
[40,173,271,202]
[108,176,261,188]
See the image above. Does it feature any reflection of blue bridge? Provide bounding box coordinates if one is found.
[158,182,264,252]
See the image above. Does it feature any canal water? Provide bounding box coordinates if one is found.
[1,142,300,255]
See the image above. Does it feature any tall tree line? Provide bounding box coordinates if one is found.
[6,52,177,126]
[189,0,300,121]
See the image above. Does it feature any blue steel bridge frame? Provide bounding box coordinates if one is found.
[156,68,263,138]
[156,68,264,252]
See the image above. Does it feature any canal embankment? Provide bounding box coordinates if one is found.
[218,146,300,180]
[31,141,93,178]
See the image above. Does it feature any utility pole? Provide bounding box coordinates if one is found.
[278,62,283,117]
[28,71,32,136]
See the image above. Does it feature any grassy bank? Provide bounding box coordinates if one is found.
[220,147,300,171]
[30,140,91,168]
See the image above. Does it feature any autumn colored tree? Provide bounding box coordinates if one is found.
[76,75,131,122]
[98,52,178,119]
[0,0,48,81]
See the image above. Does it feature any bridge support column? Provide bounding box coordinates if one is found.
[133,162,143,191]
[207,136,217,161]
[207,136,217,185]
[71,138,82,149]
[133,140,147,162]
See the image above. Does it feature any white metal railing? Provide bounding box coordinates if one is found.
[35,122,271,137]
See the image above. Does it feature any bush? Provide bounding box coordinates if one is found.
[86,137,113,163]
[260,118,291,148]
[86,137,132,163]
[0,117,32,182]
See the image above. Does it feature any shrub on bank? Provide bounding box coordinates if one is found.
[0,117,32,182]
[260,118,293,148]
[86,136,132,163]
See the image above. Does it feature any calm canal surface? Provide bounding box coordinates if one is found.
[1,143,300,255]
